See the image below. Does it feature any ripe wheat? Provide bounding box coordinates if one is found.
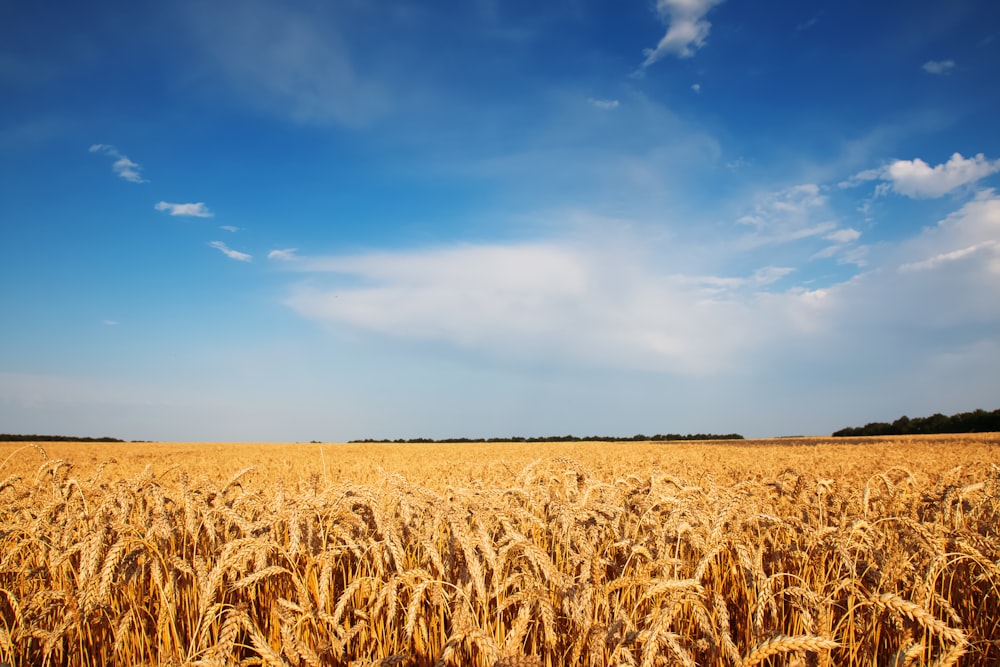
[0,435,997,666]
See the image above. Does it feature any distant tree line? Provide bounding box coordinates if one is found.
[350,433,744,444]
[832,408,1000,437]
[0,433,125,442]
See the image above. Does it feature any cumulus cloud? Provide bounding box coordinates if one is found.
[842,153,1000,199]
[88,144,147,183]
[155,201,214,218]
[886,153,1000,198]
[643,0,725,65]
[209,241,252,261]
[922,59,955,75]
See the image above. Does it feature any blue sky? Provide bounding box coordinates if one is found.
[2,0,999,441]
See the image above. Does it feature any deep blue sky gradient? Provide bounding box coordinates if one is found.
[2,0,999,440]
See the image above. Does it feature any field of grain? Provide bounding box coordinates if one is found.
[1,435,998,666]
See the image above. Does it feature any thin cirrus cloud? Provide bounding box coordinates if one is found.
[922,59,956,75]
[587,97,620,110]
[209,241,252,262]
[88,144,147,183]
[734,183,848,250]
[267,248,298,261]
[899,241,999,273]
[186,0,387,127]
[642,0,725,65]
[155,201,214,217]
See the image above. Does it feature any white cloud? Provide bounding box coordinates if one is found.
[691,83,701,93]
[922,59,955,75]
[812,228,864,262]
[838,167,882,189]
[209,241,252,262]
[587,97,620,110]
[643,0,725,65]
[886,153,1000,198]
[155,201,214,218]
[831,191,1000,333]
[824,228,861,243]
[753,266,794,285]
[842,153,1000,199]
[282,242,827,376]
[893,190,1000,276]
[88,144,147,183]
[220,225,240,233]
[268,248,298,261]
[899,241,998,273]
[734,183,837,249]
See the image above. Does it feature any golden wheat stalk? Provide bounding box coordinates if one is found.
[743,635,840,667]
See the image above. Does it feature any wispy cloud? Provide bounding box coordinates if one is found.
[735,183,844,247]
[268,248,298,261]
[281,241,826,376]
[825,228,861,244]
[220,225,240,233]
[587,97,620,110]
[281,191,1000,379]
[813,228,864,263]
[186,0,387,126]
[899,241,998,273]
[922,59,956,75]
[209,241,252,262]
[155,201,214,218]
[88,144,147,183]
[642,0,725,66]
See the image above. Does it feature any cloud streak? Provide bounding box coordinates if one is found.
[88,144,147,183]
[209,241,252,261]
[922,59,955,75]
[268,248,298,261]
[155,201,214,217]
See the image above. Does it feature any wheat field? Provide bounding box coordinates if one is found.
[1,435,998,666]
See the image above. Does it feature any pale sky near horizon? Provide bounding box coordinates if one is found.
[2,0,999,442]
